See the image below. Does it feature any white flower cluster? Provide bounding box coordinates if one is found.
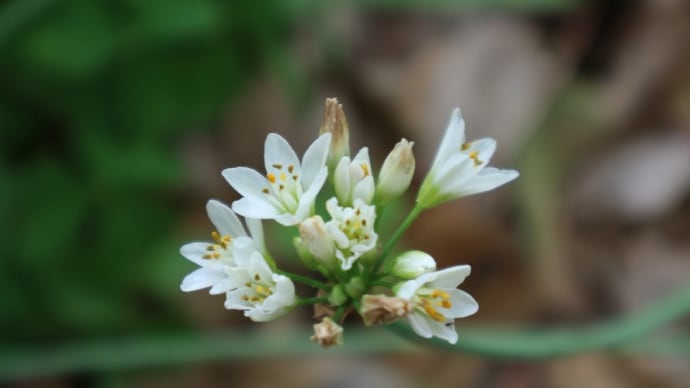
[180,99,518,346]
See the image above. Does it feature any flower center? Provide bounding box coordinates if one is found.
[262,164,302,212]
[203,231,232,259]
[341,206,372,242]
[240,273,274,303]
[419,289,452,322]
[460,143,483,167]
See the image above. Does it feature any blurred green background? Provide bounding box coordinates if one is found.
[2,0,690,387]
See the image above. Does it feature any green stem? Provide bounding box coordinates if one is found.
[388,276,690,359]
[296,297,329,306]
[274,269,329,290]
[371,204,424,276]
[2,278,688,380]
[333,304,348,323]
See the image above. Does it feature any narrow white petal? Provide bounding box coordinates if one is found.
[245,217,266,253]
[431,265,472,288]
[292,166,328,223]
[428,320,459,344]
[469,137,497,165]
[301,133,331,188]
[431,108,465,170]
[264,133,300,174]
[222,167,272,201]
[333,156,352,203]
[445,289,479,318]
[453,168,519,197]
[352,175,375,204]
[396,278,423,300]
[407,313,434,339]
[231,197,281,220]
[206,200,247,238]
[180,242,228,269]
[180,268,226,293]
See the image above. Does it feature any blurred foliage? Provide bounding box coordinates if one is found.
[0,0,312,345]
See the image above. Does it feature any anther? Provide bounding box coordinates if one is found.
[272,163,282,169]
[267,173,276,183]
[287,165,294,173]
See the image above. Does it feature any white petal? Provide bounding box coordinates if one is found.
[407,313,433,339]
[291,166,328,224]
[445,289,479,318]
[180,268,226,293]
[430,265,472,288]
[428,319,459,344]
[468,137,497,166]
[222,167,273,202]
[396,278,423,300]
[231,197,281,220]
[431,108,465,170]
[301,133,331,188]
[352,175,375,204]
[245,217,266,253]
[180,242,228,269]
[206,200,247,238]
[334,156,352,203]
[264,133,300,174]
[452,168,519,197]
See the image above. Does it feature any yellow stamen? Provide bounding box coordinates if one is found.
[267,173,276,183]
[280,173,287,181]
[360,163,370,177]
[468,151,481,166]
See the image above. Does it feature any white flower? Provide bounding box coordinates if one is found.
[376,138,415,205]
[223,133,331,226]
[224,252,296,322]
[396,265,478,344]
[390,250,437,279]
[179,200,265,294]
[325,197,378,270]
[334,147,375,206]
[417,108,519,208]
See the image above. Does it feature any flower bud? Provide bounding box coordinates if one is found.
[334,148,375,206]
[345,276,366,299]
[299,215,337,271]
[376,139,415,205]
[319,98,350,173]
[311,317,344,348]
[359,294,413,326]
[390,250,436,279]
[328,284,348,306]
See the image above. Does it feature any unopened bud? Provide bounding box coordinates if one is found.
[390,250,436,279]
[376,138,415,205]
[311,317,344,348]
[319,98,350,172]
[299,216,337,271]
[360,294,413,325]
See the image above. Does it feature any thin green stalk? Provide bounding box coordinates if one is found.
[274,269,329,290]
[370,204,424,276]
[1,278,688,381]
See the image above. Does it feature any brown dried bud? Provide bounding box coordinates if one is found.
[360,294,413,326]
[310,317,344,348]
[319,98,350,172]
